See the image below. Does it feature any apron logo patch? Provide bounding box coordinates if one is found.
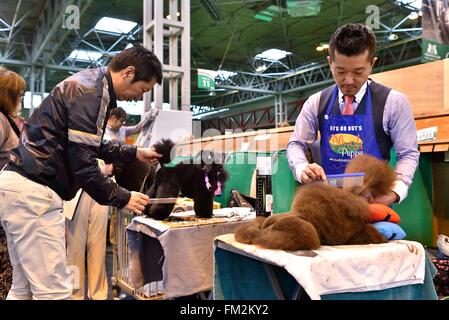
[329,133,364,157]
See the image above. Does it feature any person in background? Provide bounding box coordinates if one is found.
[0,67,25,300]
[277,121,291,128]
[104,106,159,143]
[287,23,419,205]
[66,107,158,300]
[0,45,163,300]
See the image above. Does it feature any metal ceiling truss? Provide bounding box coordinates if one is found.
[198,35,422,132]
[0,0,31,59]
[194,1,424,123]
[58,24,143,69]
[0,0,96,111]
[0,0,117,72]
[201,98,306,133]
[0,0,426,123]
[31,0,75,64]
[196,35,422,110]
[196,7,422,123]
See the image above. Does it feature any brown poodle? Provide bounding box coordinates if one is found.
[235,154,395,251]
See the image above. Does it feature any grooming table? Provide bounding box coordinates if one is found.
[213,233,438,300]
[124,208,254,299]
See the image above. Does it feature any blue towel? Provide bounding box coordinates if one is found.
[372,221,406,240]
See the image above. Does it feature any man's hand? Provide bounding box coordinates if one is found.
[150,107,159,117]
[300,163,326,184]
[372,191,399,206]
[125,191,150,215]
[136,147,162,165]
[100,163,114,176]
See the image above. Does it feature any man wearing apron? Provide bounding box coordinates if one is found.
[287,23,419,205]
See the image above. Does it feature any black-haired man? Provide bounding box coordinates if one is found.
[0,45,162,299]
[287,23,419,206]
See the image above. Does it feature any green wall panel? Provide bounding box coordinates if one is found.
[390,150,434,246]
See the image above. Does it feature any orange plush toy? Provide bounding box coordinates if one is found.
[368,203,401,223]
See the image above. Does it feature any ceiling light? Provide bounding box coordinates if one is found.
[408,11,419,20]
[287,0,321,17]
[94,17,137,34]
[69,49,103,62]
[217,70,237,80]
[167,12,180,20]
[254,13,273,22]
[316,42,328,52]
[256,65,268,73]
[388,33,399,41]
[255,49,291,61]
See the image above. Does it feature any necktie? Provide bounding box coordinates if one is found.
[342,95,355,115]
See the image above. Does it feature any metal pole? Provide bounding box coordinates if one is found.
[41,67,46,98]
[181,0,191,111]
[30,66,35,114]
[169,0,179,110]
[153,0,164,109]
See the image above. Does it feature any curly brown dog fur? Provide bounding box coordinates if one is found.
[235,154,392,251]
[343,154,396,202]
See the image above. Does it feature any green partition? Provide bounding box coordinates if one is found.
[271,150,299,213]
[390,151,434,246]
[217,150,298,213]
[217,152,262,207]
[217,148,433,245]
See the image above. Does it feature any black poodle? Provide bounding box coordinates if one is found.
[114,139,228,220]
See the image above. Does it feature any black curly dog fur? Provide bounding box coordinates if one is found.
[114,139,228,220]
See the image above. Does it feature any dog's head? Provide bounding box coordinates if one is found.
[143,139,178,219]
[153,138,176,165]
[343,154,396,203]
[145,166,180,220]
[113,160,154,192]
[199,150,228,196]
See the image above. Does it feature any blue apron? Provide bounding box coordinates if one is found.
[320,84,383,175]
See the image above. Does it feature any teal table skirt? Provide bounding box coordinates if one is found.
[213,246,438,300]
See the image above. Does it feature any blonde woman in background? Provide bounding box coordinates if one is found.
[0,67,26,300]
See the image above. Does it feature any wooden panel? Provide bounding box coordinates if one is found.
[445,59,449,112]
[415,115,449,142]
[371,58,448,117]
[433,144,449,152]
[419,145,434,153]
